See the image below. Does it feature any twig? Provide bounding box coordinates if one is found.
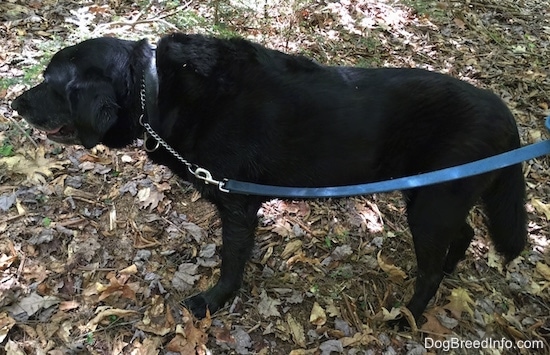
[4,114,39,149]
[93,1,192,33]
[0,212,38,224]
[132,0,155,23]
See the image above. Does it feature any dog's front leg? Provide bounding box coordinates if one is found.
[184,196,262,318]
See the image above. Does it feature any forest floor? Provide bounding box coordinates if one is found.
[0,0,549,354]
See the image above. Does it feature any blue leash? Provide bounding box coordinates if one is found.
[220,116,550,198]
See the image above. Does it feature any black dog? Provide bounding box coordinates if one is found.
[12,33,526,325]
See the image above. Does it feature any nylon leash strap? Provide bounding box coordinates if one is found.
[220,116,550,198]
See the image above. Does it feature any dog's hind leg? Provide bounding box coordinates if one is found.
[443,223,474,274]
[184,196,262,318]
[403,183,479,323]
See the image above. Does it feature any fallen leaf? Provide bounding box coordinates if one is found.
[286,253,319,269]
[212,326,235,345]
[231,326,253,353]
[120,264,138,275]
[453,17,466,30]
[87,307,138,331]
[0,146,70,184]
[135,295,175,336]
[326,299,341,317]
[181,221,207,242]
[258,290,281,318]
[379,307,401,321]
[97,274,137,302]
[287,313,306,347]
[319,339,344,353]
[5,292,60,318]
[443,287,475,319]
[0,253,17,270]
[377,251,407,283]
[487,247,503,272]
[137,185,165,211]
[531,198,550,220]
[59,300,80,311]
[331,245,353,260]
[340,326,377,347]
[172,263,201,292]
[0,193,16,212]
[272,220,293,237]
[281,239,303,259]
[0,312,16,343]
[5,339,24,355]
[535,262,550,281]
[166,308,210,354]
[309,302,327,326]
[420,307,453,335]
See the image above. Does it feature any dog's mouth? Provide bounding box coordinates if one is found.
[43,125,79,144]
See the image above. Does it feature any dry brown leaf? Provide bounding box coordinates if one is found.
[0,312,16,343]
[286,252,319,269]
[281,239,303,259]
[420,307,452,335]
[309,302,327,326]
[0,253,17,270]
[86,307,138,331]
[59,300,80,311]
[286,313,306,348]
[0,146,69,184]
[378,307,401,321]
[63,186,96,199]
[443,287,474,319]
[166,308,210,354]
[531,198,550,220]
[119,264,138,275]
[137,185,165,211]
[535,262,550,281]
[272,220,293,237]
[5,292,59,318]
[134,337,163,355]
[340,326,377,347]
[212,326,235,345]
[97,274,137,302]
[258,290,282,318]
[289,349,318,355]
[376,251,407,283]
[5,339,24,355]
[453,17,466,30]
[136,295,175,336]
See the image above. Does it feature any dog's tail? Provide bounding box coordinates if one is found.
[482,163,527,262]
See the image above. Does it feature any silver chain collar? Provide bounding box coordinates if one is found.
[138,73,228,191]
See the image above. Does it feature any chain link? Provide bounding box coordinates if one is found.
[138,74,228,191]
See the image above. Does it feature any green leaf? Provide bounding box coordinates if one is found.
[42,217,52,227]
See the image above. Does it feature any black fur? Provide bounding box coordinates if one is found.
[12,33,527,325]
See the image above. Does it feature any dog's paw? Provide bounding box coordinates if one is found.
[183,293,214,319]
[387,317,414,331]
[183,282,238,318]
[386,307,419,332]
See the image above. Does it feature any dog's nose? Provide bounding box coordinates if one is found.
[11,96,21,110]
[11,95,25,113]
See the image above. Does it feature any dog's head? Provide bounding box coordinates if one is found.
[12,37,152,149]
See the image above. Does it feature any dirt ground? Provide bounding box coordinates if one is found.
[0,0,549,354]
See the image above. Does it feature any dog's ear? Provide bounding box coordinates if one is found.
[68,80,119,149]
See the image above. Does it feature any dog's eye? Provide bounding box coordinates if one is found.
[44,80,67,101]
